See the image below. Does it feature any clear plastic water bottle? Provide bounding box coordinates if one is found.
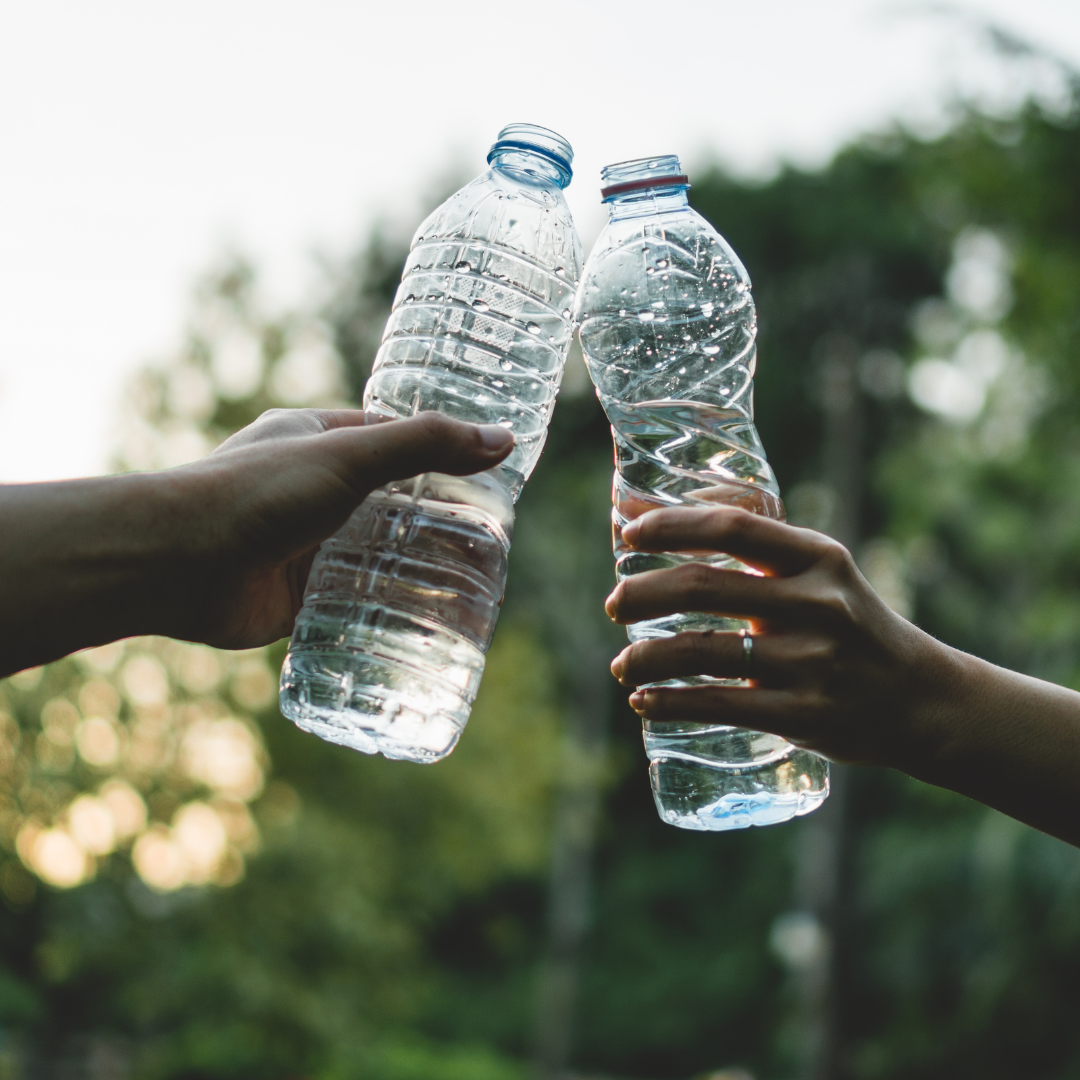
[575,155,829,830]
[280,124,583,763]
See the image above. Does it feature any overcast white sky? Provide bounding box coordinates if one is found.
[1,0,1078,482]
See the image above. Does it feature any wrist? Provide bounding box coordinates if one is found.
[895,634,982,787]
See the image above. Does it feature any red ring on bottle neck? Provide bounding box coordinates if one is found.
[600,174,690,200]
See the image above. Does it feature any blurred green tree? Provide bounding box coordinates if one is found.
[4,82,1080,1080]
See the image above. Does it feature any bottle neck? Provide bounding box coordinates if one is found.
[606,186,690,220]
[599,155,690,220]
[489,147,571,188]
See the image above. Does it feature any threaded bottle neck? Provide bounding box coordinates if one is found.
[600,155,690,216]
[488,123,573,189]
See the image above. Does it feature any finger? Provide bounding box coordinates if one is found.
[611,631,815,687]
[626,684,821,741]
[621,506,835,577]
[315,409,393,430]
[319,412,514,496]
[606,562,812,625]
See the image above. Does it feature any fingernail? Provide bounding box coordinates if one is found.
[604,592,618,620]
[477,424,514,451]
[610,650,625,679]
[629,691,645,713]
[622,519,641,545]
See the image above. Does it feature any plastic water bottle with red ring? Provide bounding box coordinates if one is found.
[575,154,829,830]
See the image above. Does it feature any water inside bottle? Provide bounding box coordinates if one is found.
[280,474,512,762]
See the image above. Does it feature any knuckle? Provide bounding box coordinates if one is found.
[621,640,646,673]
[812,587,856,623]
[415,411,454,439]
[715,506,754,542]
[819,540,857,578]
[677,561,718,603]
[607,581,629,614]
[683,632,717,670]
[801,635,839,666]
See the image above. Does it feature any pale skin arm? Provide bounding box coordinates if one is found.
[0,409,514,678]
[605,506,1080,848]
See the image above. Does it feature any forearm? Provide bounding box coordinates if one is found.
[908,647,1080,845]
[0,472,201,675]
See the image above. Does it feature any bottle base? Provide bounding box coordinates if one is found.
[280,645,479,764]
[648,746,829,832]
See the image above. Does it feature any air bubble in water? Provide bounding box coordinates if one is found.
[703,345,720,355]
[455,262,471,273]
[501,360,513,371]
[473,300,490,311]
[526,322,541,334]
[638,311,655,322]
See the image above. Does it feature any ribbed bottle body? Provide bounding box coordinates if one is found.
[576,165,828,828]
[280,128,582,763]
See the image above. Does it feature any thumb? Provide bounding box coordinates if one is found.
[319,413,515,496]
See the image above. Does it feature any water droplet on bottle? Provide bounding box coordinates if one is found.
[554,266,566,277]
[656,259,669,269]
[455,262,471,273]
[526,322,541,334]
[619,309,627,317]
[638,311,655,322]
[501,360,513,371]
[562,309,571,318]
[472,300,489,311]
[703,345,720,355]
[645,267,655,275]
[492,380,505,388]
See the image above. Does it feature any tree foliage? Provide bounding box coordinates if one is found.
[2,95,1080,1080]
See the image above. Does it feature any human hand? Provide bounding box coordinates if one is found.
[605,506,961,772]
[170,408,514,650]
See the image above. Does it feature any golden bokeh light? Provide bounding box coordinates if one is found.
[67,795,117,856]
[1,637,283,894]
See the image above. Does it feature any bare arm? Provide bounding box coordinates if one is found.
[605,506,1080,847]
[0,409,513,677]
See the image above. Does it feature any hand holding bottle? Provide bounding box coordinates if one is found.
[607,504,1080,848]
[0,409,513,678]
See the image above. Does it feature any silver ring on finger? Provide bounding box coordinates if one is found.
[739,628,753,680]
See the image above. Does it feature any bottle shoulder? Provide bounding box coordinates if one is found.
[584,207,748,289]
[574,208,752,326]
[412,168,583,279]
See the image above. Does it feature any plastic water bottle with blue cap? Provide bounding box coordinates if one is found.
[280,124,583,763]
[574,155,829,829]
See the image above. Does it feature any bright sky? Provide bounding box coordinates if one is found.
[1,0,1078,482]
